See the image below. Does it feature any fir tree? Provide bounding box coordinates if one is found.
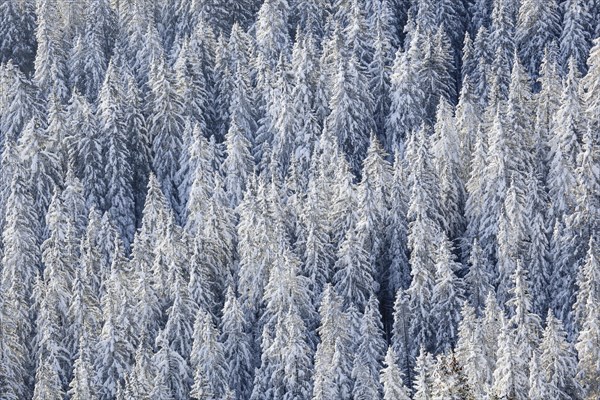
[333,227,376,311]
[538,311,581,399]
[559,0,593,74]
[221,287,254,399]
[98,62,135,247]
[575,294,600,399]
[413,347,434,400]
[431,234,464,353]
[516,0,560,76]
[380,347,411,400]
[352,295,386,400]
[190,310,228,400]
[148,53,185,210]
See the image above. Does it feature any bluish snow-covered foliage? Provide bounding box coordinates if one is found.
[0,0,599,399]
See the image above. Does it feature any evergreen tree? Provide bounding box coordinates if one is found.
[582,38,600,130]
[352,295,386,400]
[255,0,292,65]
[571,126,600,256]
[385,45,424,150]
[32,350,65,400]
[573,237,600,333]
[312,285,348,400]
[123,339,154,399]
[464,239,493,313]
[492,313,529,400]
[431,234,464,353]
[148,53,185,210]
[18,117,62,223]
[432,99,465,239]
[33,0,68,100]
[548,59,583,220]
[430,352,474,400]
[516,0,560,76]
[67,93,105,210]
[559,0,593,74]
[391,289,412,386]
[190,310,228,400]
[152,332,192,399]
[538,311,581,399]
[357,134,391,284]
[0,161,39,399]
[0,62,41,143]
[455,304,488,398]
[380,347,411,400]
[161,276,198,360]
[384,154,410,295]
[222,118,254,208]
[68,333,98,400]
[95,239,136,400]
[221,287,254,399]
[0,0,36,70]
[333,227,376,311]
[98,62,135,247]
[575,293,600,399]
[325,54,375,172]
[413,347,434,400]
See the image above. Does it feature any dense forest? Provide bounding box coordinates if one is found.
[0,0,599,399]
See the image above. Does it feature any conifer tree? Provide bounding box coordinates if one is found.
[455,304,488,398]
[255,0,292,65]
[326,54,375,172]
[98,62,135,247]
[413,347,434,400]
[123,338,154,399]
[385,45,424,150]
[222,118,254,208]
[0,62,41,143]
[0,160,40,399]
[464,239,493,313]
[538,311,581,399]
[391,289,412,385]
[333,227,376,311]
[0,0,36,70]
[573,237,600,333]
[220,287,254,399]
[152,332,192,399]
[68,333,98,400]
[384,154,410,295]
[32,350,65,400]
[33,0,68,100]
[149,53,185,210]
[571,126,600,254]
[95,239,136,400]
[535,44,561,140]
[312,285,347,400]
[560,0,593,74]
[190,310,228,400]
[161,276,198,361]
[582,38,600,130]
[67,93,105,210]
[431,234,464,353]
[548,59,583,220]
[380,347,411,400]
[432,99,465,239]
[18,117,62,223]
[357,134,391,282]
[516,0,560,76]
[575,294,600,399]
[492,313,529,400]
[352,295,386,400]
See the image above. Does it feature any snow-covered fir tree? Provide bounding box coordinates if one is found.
[0,2,596,399]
